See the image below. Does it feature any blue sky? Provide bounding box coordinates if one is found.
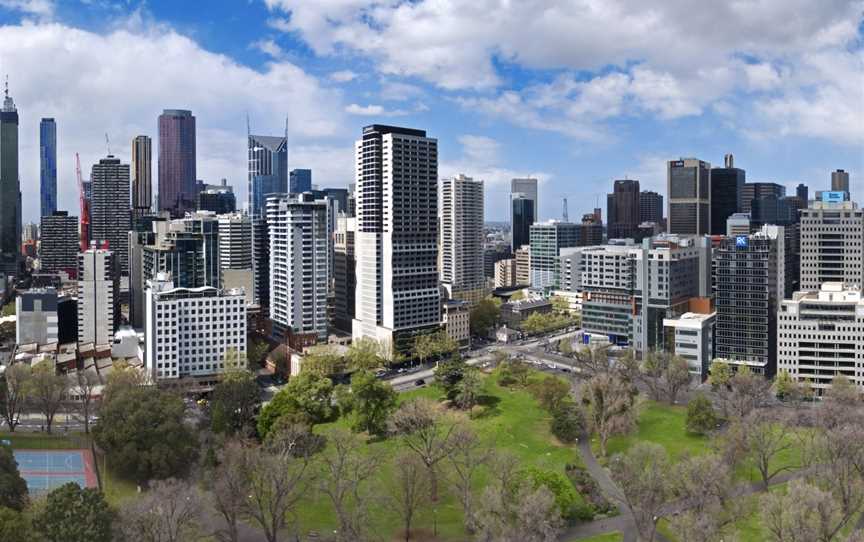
[0,0,861,223]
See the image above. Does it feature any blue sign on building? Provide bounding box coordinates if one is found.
[822,191,846,203]
[735,235,748,248]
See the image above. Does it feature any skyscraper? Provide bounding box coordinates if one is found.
[799,200,864,290]
[796,183,809,204]
[352,125,440,353]
[639,191,663,224]
[0,82,21,276]
[90,156,131,275]
[217,212,252,271]
[289,168,312,194]
[39,118,57,217]
[739,182,785,213]
[131,135,152,219]
[158,109,196,217]
[529,221,585,290]
[78,248,119,345]
[710,153,744,235]
[511,195,535,252]
[333,216,356,333]
[440,174,485,304]
[511,178,538,219]
[39,211,78,278]
[667,158,711,236]
[268,193,331,341]
[248,134,287,218]
[831,169,850,193]
[607,179,640,239]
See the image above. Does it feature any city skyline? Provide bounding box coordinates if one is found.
[0,1,859,224]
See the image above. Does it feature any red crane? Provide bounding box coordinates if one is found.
[76,153,90,251]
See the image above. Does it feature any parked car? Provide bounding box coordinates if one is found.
[415,379,426,387]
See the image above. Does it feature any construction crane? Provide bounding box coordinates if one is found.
[76,153,90,251]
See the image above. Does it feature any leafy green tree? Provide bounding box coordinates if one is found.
[529,376,571,412]
[469,297,501,336]
[35,483,114,542]
[347,370,397,437]
[301,345,346,376]
[413,333,437,366]
[686,393,718,435]
[257,372,334,437]
[0,445,27,511]
[520,312,547,335]
[523,467,585,521]
[454,367,483,411]
[558,338,573,355]
[93,387,198,484]
[550,402,584,444]
[210,368,260,436]
[497,358,530,387]
[0,363,31,432]
[246,338,269,368]
[583,373,636,457]
[27,363,68,434]
[550,295,569,314]
[346,337,385,371]
[434,357,466,400]
[0,506,32,542]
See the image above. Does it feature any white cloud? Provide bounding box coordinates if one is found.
[329,70,358,82]
[0,20,348,221]
[251,38,285,59]
[0,0,53,17]
[345,103,385,116]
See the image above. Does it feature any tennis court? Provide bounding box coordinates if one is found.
[13,449,98,494]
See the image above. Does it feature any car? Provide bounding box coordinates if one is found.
[414,379,426,386]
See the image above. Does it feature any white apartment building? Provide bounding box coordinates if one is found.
[440,174,485,304]
[217,212,252,271]
[663,311,715,378]
[494,258,516,288]
[145,274,246,381]
[778,282,864,394]
[514,245,531,286]
[267,193,331,342]
[353,125,440,353]
[78,248,118,345]
[799,200,864,291]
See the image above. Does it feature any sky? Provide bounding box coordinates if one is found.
[0,0,861,224]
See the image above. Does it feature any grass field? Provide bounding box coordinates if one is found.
[296,372,586,540]
[569,532,623,542]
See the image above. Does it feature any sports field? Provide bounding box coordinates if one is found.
[12,449,99,495]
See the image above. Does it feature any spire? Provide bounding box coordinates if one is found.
[2,75,15,113]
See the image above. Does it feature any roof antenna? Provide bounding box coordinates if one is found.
[246,111,251,138]
[105,133,111,155]
[4,75,8,98]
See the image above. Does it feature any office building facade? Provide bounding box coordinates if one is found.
[39,118,57,217]
[494,258,516,288]
[440,174,485,303]
[529,221,586,290]
[0,84,21,276]
[663,311,715,378]
[607,179,640,239]
[514,245,531,286]
[289,168,312,194]
[511,194,535,252]
[131,135,152,218]
[158,109,197,216]
[198,188,236,214]
[352,125,440,352]
[799,200,863,291]
[78,248,119,345]
[90,155,131,275]
[217,212,252,273]
[667,158,711,235]
[831,169,850,194]
[16,288,59,345]
[333,216,356,333]
[511,178,538,218]
[740,182,785,214]
[639,191,663,225]
[39,211,79,278]
[248,134,288,217]
[710,154,744,235]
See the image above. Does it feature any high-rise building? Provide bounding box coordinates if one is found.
[141,212,221,291]
[252,217,270,308]
[90,156,131,275]
[607,179,640,239]
[39,118,57,217]
[198,188,236,214]
[352,125,440,352]
[248,134,287,218]
[529,221,585,290]
[639,191,663,225]
[268,193,330,341]
[77,248,119,345]
[131,135,152,219]
[39,211,78,278]
[333,216,356,333]
[710,154,744,235]
[514,245,531,286]
[440,174,485,304]
[217,213,252,272]
[511,194,535,252]
[796,183,809,204]
[511,178,538,219]
[128,215,166,329]
[713,225,786,376]
[322,188,349,215]
[667,158,711,235]
[0,82,21,277]
[778,282,864,394]
[831,169,850,194]
[16,288,59,345]
[739,182,785,213]
[289,168,312,194]
[494,258,516,288]
[158,109,196,217]
[799,200,864,290]
[145,273,246,382]
[726,213,752,237]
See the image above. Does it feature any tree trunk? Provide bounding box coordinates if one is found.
[429,465,439,502]
[45,414,52,434]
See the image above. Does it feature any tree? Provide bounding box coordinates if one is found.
[520,312,548,336]
[0,444,27,511]
[264,415,327,459]
[550,402,584,443]
[119,479,200,542]
[550,295,569,313]
[241,446,311,542]
[347,370,397,437]
[0,506,32,542]
[728,365,771,418]
[819,374,863,430]
[210,368,260,437]
[475,473,563,542]
[469,297,500,336]
[446,427,491,533]
[582,373,636,457]
[434,357,466,401]
[257,372,334,437]
[317,428,379,542]
[389,397,460,501]
[102,360,147,402]
[572,344,614,377]
[707,360,734,418]
[668,453,741,542]
[412,333,436,367]
[346,337,385,371]
[685,393,718,435]
[246,337,269,368]
[430,331,459,361]
[763,479,851,542]
[725,414,797,489]
[0,364,31,432]
[69,370,100,434]
[208,442,249,542]
[557,338,573,355]
[529,375,571,412]
[609,442,672,542]
[35,482,114,542]
[523,467,585,521]
[300,345,346,376]
[454,367,483,411]
[638,351,691,404]
[389,452,429,542]
[504,358,531,387]
[808,424,864,520]
[93,387,198,484]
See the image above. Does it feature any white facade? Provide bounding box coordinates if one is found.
[77,249,118,345]
[353,125,440,351]
[494,258,515,288]
[145,275,246,380]
[268,193,330,341]
[514,245,531,286]
[16,288,58,345]
[440,174,485,298]
[799,201,864,291]
[663,311,715,378]
[778,282,864,394]
[217,212,252,271]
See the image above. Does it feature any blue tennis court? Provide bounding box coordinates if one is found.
[13,449,98,495]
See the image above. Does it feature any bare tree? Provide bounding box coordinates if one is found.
[741,414,798,489]
[317,428,379,542]
[668,453,743,542]
[388,452,429,542]
[119,478,201,542]
[809,424,864,519]
[209,441,250,542]
[637,351,691,405]
[69,369,100,434]
[582,373,636,457]
[0,363,30,431]
[818,375,863,430]
[763,479,851,542]
[663,355,691,405]
[446,427,493,533]
[28,362,68,434]
[241,446,310,542]
[474,474,563,542]
[388,397,460,501]
[728,366,771,418]
[609,442,672,542]
[572,344,614,377]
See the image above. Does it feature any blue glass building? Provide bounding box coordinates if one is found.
[248,134,287,217]
[40,118,57,217]
[289,168,312,194]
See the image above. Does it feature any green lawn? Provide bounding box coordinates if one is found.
[297,373,586,540]
[569,532,623,542]
[2,302,15,316]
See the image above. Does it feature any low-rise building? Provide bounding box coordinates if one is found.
[494,258,516,288]
[514,245,531,286]
[500,298,552,328]
[663,311,715,379]
[16,288,59,345]
[442,300,470,348]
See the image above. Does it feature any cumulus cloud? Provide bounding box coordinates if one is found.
[329,70,358,83]
[0,20,348,221]
[345,103,386,116]
[0,0,53,17]
[251,38,285,59]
